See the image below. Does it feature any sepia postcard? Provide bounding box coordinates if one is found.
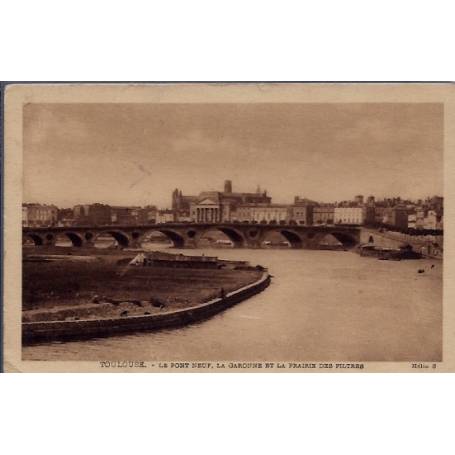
[2,82,455,372]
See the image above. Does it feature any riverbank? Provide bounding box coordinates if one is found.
[23,271,271,343]
[22,248,268,342]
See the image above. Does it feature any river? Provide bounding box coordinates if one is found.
[22,247,442,362]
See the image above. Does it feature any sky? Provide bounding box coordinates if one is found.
[23,102,443,208]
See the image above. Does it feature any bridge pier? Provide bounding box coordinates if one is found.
[129,238,142,249]
[244,238,262,248]
[44,234,56,246]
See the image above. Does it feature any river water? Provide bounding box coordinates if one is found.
[22,248,442,362]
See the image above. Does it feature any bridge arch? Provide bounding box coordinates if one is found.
[196,227,244,248]
[214,227,246,247]
[93,231,130,248]
[25,233,44,246]
[259,228,304,248]
[329,231,359,249]
[278,229,304,248]
[139,229,186,248]
[156,229,185,248]
[58,232,84,247]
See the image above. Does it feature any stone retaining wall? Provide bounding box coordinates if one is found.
[22,272,271,344]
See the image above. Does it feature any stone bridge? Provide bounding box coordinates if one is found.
[23,223,362,249]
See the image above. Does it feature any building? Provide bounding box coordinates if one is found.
[139,205,158,224]
[190,180,272,223]
[57,208,74,227]
[362,205,376,225]
[22,203,58,227]
[290,197,316,225]
[290,205,313,225]
[408,209,443,231]
[313,205,335,225]
[156,209,175,223]
[429,196,443,213]
[110,206,142,225]
[334,207,364,225]
[423,210,442,230]
[191,191,222,222]
[408,212,417,229]
[234,203,291,223]
[390,205,409,229]
[379,205,408,229]
[73,203,111,226]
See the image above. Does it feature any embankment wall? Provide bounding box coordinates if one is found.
[23,272,271,344]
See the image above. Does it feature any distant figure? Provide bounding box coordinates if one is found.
[418,269,425,274]
[220,287,226,299]
[431,264,435,269]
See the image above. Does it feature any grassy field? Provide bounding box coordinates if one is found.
[23,258,262,320]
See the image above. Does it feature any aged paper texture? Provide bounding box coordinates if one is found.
[3,82,455,372]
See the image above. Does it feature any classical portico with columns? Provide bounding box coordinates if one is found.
[191,192,222,223]
[189,180,272,223]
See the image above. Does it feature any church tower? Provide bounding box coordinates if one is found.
[172,188,179,210]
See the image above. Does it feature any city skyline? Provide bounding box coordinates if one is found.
[23,191,443,211]
[23,103,443,208]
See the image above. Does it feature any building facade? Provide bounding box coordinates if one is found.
[234,203,291,223]
[334,207,365,225]
[22,203,58,227]
[379,205,408,229]
[73,203,111,226]
[139,205,158,224]
[313,205,335,225]
[110,206,142,225]
[156,209,175,223]
[57,208,74,227]
[291,197,316,225]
